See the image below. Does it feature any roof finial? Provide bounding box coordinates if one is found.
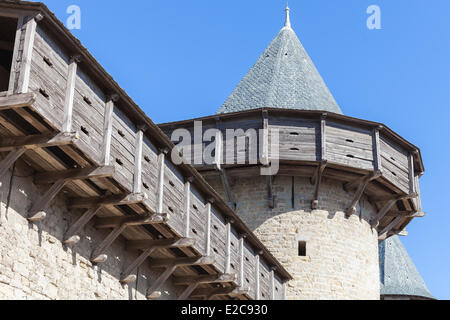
[284,3,291,29]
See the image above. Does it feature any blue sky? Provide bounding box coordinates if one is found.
[39,0,450,299]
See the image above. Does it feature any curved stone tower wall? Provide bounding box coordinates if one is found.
[206,175,380,300]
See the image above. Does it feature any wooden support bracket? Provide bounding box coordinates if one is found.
[219,168,236,210]
[63,206,102,245]
[68,192,147,209]
[345,171,381,217]
[148,256,215,269]
[28,179,68,222]
[0,132,79,152]
[94,213,169,229]
[378,216,404,241]
[311,161,327,209]
[126,238,195,251]
[177,283,199,300]
[91,224,127,263]
[0,92,36,110]
[173,273,236,286]
[146,264,178,300]
[34,165,115,185]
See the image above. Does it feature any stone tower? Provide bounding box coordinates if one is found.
[160,7,426,300]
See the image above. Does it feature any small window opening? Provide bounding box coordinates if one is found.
[168,207,174,213]
[39,88,49,99]
[391,171,397,177]
[43,56,53,67]
[346,139,354,143]
[192,204,198,210]
[80,126,89,136]
[290,147,300,151]
[143,182,149,190]
[298,241,307,257]
[144,155,151,163]
[169,180,175,187]
[115,158,123,166]
[192,228,198,235]
[290,132,299,136]
[83,96,92,105]
[390,157,396,162]
[118,130,125,138]
[346,154,355,159]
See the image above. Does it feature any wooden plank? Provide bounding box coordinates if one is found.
[0,131,79,152]
[0,92,36,110]
[270,270,275,300]
[255,254,260,300]
[320,114,327,160]
[34,165,115,184]
[219,169,235,209]
[225,221,232,274]
[184,180,191,237]
[120,248,156,283]
[373,127,382,172]
[17,16,37,93]
[379,217,403,241]
[62,58,78,132]
[239,237,244,288]
[312,161,327,209]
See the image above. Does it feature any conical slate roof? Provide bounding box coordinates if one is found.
[217,7,342,115]
[379,236,434,299]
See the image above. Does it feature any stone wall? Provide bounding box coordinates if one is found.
[206,175,380,300]
[0,161,177,300]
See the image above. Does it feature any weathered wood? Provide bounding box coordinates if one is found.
[28,179,68,221]
[8,15,24,94]
[146,265,178,300]
[239,237,244,288]
[205,202,212,256]
[184,180,191,237]
[133,128,144,193]
[94,213,168,229]
[270,270,275,300]
[373,127,382,172]
[173,273,236,285]
[312,161,327,209]
[91,224,127,263]
[68,192,147,209]
[408,153,415,195]
[120,248,156,283]
[225,221,232,274]
[63,206,102,245]
[101,98,115,165]
[126,238,195,251]
[255,254,260,300]
[62,58,78,132]
[191,285,246,299]
[346,171,381,217]
[320,114,327,160]
[148,256,215,268]
[34,165,115,184]
[379,216,403,241]
[214,118,222,170]
[0,92,36,110]
[156,152,165,213]
[177,283,198,300]
[0,148,26,179]
[18,16,37,93]
[0,132,79,152]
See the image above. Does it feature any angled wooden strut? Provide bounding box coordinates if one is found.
[0,132,79,180]
[146,264,178,300]
[64,206,102,245]
[28,165,115,222]
[311,160,327,209]
[120,238,196,283]
[219,168,236,210]
[378,216,404,241]
[345,171,381,217]
[371,192,418,229]
[90,213,170,264]
[177,283,199,300]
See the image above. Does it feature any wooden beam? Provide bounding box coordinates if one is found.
[133,128,145,193]
[28,179,68,222]
[94,213,168,229]
[177,283,199,300]
[0,132,79,152]
[68,192,147,209]
[156,152,165,214]
[183,180,191,237]
[270,269,275,300]
[371,193,418,228]
[91,224,127,263]
[219,169,235,210]
[205,202,212,256]
[372,126,382,172]
[146,265,178,300]
[34,165,115,184]
[191,285,247,299]
[126,238,195,251]
[0,148,26,179]
[346,171,381,217]
[0,92,36,110]
[63,206,102,245]
[120,248,156,283]
[239,237,245,288]
[379,216,404,241]
[147,256,215,269]
[386,210,426,218]
[214,117,222,170]
[101,97,116,166]
[320,114,327,160]
[312,161,327,209]
[8,15,24,94]
[225,220,233,274]
[17,16,37,93]
[173,273,236,286]
[62,57,78,132]
[255,254,260,300]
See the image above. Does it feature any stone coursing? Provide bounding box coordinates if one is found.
[0,162,177,300]
[206,175,380,300]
